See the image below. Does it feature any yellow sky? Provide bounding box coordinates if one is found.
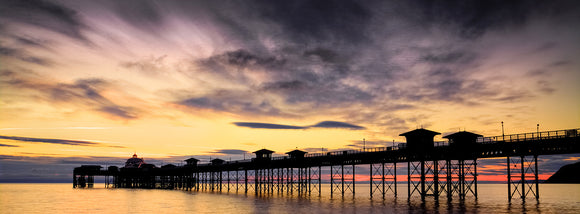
[1,0,579,163]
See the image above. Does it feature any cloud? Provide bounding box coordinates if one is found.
[1,70,141,120]
[210,149,249,155]
[146,0,580,128]
[233,121,365,130]
[420,50,477,64]
[12,36,52,50]
[311,121,366,130]
[253,0,371,43]
[1,1,578,140]
[200,49,285,70]
[0,127,112,131]
[0,0,89,42]
[98,106,138,120]
[119,55,169,76]
[233,122,305,130]
[346,139,396,149]
[0,143,19,147]
[0,135,125,148]
[50,79,141,120]
[0,45,53,66]
[178,94,282,117]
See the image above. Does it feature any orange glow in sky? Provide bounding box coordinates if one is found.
[0,1,579,182]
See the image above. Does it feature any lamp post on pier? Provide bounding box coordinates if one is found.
[502,121,505,141]
[537,124,540,139]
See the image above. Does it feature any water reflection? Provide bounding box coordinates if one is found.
[1,184,577,213]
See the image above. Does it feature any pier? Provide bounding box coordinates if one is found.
[73,128,580,201]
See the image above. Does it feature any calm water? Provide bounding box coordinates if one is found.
[1,183,579,213]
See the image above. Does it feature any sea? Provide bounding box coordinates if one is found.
[0,183,579,213]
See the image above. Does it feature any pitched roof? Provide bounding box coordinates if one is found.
[443,131,482,139]
[285,149,307,155]
[184,158,199,162]
[253,149,274,154]
[211,158,225,164]
[399,128,441,137]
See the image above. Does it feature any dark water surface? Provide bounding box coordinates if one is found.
[1,183,579,213]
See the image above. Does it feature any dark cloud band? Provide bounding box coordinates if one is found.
[0,135,125,148]
[233,121,365,130]
[233,122,305,130]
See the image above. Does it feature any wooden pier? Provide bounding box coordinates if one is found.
[74,128,580,201]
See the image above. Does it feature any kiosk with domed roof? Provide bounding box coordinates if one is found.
[124,153,146,168]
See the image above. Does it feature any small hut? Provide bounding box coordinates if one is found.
[399,128,440,152]
[184,158,199,166]
[253,149,274,160]
[211,158,225,165]
[443,131,482,153]
[286,149,307,159]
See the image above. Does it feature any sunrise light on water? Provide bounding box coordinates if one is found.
[1,0,579,213]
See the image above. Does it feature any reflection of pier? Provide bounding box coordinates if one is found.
[73,128,580,201]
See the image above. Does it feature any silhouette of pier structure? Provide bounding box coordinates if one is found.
[73,128,580,201]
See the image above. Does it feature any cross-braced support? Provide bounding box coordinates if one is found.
[291,167,308,195]
[370,162,397,199]
[330,164,355,198]
[408,161,424,199]
[275,168,285,194]
[244,170,255,194]
[507,155,539,201]
[408,159,477,200]
[255,168,274,194]
[407,160,442,199]
[308,166,321,196]
[285,167,308,195]
[446,159,478,199]
[208,171,221,191]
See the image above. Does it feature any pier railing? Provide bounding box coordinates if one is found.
[183,129,579,166]
[74,127,580,202]
[477,128,579,144]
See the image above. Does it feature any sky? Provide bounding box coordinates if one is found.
[0,0,579,182]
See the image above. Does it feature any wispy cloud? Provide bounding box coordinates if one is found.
[346,139,397,149]
[0,45,53,66]
[311,121,365,130]
[0,70,141,120]
[210,149,249,155]
[563,157,580,161]
[233,122,304,130]
[0,135,125,148]
[0,0,90,43]
[233,121,365,130]
[0,127,113,130]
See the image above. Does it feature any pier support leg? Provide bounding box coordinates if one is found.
[507,155,539,201]
[507,156,512,202]
[408,161,423,199]
[420,161,425,200]
[474,159,478,199]
[319,166,322,196]
[509,155,540,201]
[534,155,539,200]
[434,160,439,198]
[407,162,411,199]
[244,170,248,194]
[394,162,397,197]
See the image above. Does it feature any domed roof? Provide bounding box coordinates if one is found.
[125,153,146,168]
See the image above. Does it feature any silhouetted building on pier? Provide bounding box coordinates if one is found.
[124,153,146,168]
[73,127,580,202]
[253,149,274,160]
[399,128,440,154]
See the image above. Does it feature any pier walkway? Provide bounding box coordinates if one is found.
[74,128,580,201]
